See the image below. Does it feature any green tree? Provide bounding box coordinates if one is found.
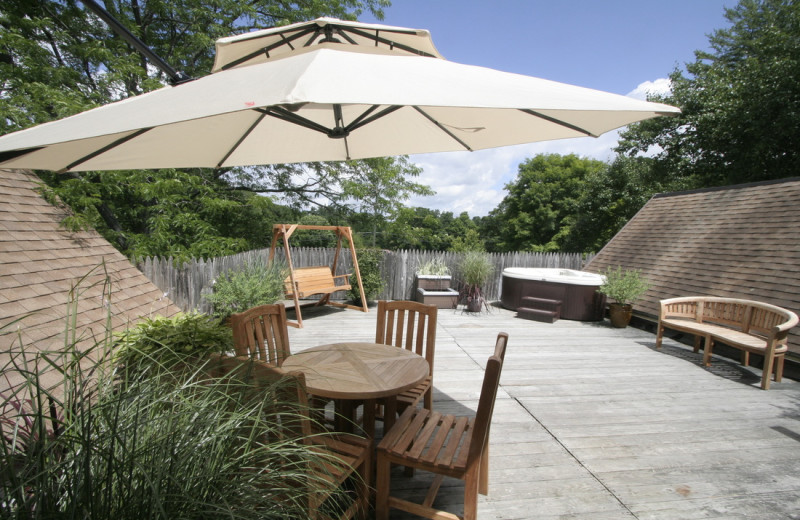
[617,0,800,187]
[1,0,388,260]
[555,156,668,252]
[341,156,434,247]
[489,154,605,252]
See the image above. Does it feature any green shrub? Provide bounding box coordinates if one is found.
[204,259,288,320]
[597,266,650,305]
[113,311,233,368]
[348,248,384,306]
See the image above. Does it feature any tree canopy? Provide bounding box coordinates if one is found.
[616,0,800,188]
[1,0,410,262]
[486,154,606,252]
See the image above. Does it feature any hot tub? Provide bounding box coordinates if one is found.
[500,268,606,321]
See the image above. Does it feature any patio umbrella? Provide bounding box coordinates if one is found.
[0,18,679,172]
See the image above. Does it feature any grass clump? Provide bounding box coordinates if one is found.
[417,257,451,276]
[0,276,357,520]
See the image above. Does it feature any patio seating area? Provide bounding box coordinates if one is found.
[288,302,800,519]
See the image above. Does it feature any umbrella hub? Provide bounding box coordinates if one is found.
[328,127,350,139]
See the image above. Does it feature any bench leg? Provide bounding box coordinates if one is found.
[655,321,664,349]
[702,336,714,366]
[741,350,750,367]
[693,334,702,353]
[761,353,775,390]
[775,355,785,383]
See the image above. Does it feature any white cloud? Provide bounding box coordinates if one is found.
[406,78,672,217]
[627,78,672,100]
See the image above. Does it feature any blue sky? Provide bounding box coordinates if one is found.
[360,0,736,216]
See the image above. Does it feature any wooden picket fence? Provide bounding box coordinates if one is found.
[137,248,591,313]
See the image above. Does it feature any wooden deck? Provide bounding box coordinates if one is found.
[287,302,800,519]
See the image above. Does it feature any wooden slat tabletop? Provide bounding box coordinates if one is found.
[282,342,429,400]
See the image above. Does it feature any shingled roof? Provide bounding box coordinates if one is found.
[585,177,800,357]
[0,169,181,391]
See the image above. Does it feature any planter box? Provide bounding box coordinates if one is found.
[416,275,452,292]
[416,287,458,309]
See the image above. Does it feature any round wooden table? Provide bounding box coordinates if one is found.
[282,342,429,438]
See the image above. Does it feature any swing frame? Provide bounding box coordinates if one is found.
[268,224,368,328]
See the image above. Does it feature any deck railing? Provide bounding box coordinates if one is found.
[137,248,591,313]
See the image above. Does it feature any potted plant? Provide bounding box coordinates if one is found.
[416,258,452,291]
[597,266,651,328]
[458,252,494,313]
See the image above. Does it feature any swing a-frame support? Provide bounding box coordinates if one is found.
[268,224,368,328]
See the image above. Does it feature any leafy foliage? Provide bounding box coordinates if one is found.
[556,155,671,252]
[1,0,392,260]
[487,154,606,252]
[341,156,434,246]
[113,312,233,367]
[203,260,288,320]
[598,266,651,306]
[417,258,451,276]
[349,248,384,305]
[617,0,800,187]
[1,273,354,520]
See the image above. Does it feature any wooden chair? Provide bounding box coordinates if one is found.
[209,354,372,520]
[375,300,438,414]
[375,332,509,520]
[230,303,291,366]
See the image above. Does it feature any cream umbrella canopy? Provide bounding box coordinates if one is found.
[0,18,679,172]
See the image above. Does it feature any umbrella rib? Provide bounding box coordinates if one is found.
[0,147,44,164]
[347,105,403,133]
[334,27,357,45]
[344,27,438,57]
[519,109,597,137]
[216,111,267,168]
[58,128,152,173]
[413,107,474,151]
[258,106,334,136]
[221,28,315,70]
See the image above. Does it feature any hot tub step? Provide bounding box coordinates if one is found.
[518,307,560,323]
[521,297,562,313]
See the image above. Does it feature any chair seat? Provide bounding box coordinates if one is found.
[395,376,432,410]
[378,406,474,477]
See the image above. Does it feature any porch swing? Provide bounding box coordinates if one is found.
[268,224,368,328]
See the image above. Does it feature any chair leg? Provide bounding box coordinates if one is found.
[478,445,489,495]
[376,455,391,520]
[424,387,433,411]
[463,467,480,520]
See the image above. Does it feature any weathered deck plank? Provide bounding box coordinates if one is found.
[287,303,800,519]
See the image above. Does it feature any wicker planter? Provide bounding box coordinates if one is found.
[608,303,633,328]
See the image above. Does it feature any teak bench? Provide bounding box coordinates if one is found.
[283,266,354,328]
[284,266,351,300]
[655,296,798,390]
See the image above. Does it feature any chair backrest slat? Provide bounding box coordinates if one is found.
[231,303,291,366]
[467,332,508,465]
[375,300,438,372]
